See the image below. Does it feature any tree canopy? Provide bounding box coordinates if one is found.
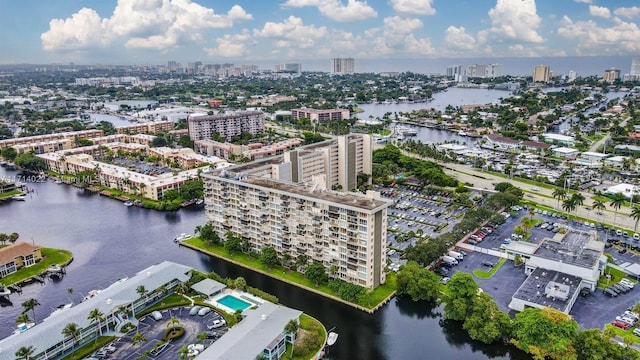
[511,307,579,360]
[443,272,480,321]
[396,261,440,302]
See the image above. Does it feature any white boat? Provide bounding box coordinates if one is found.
[0,286,11,297]
[54,179,63,184]
[13,322,35,335]
[327,332,339,346]
[44,303,73,321]
[123,200,133,207]
[458,130,467,136]
[174,233,193,242]
[82,289,102,302]
[12,195,26,201]
[47,264,63,273]
[396,126,418,136]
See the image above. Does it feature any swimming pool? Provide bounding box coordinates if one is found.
[217,295,252,311]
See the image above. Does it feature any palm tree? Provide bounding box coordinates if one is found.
[16,313,30,324]
[552,188,567,210]
[197,332,207,345]
[562,198,576,218]
[8,232,19,244]
[136,285,149,303]
[14,345,35,360]
[174,283,189,297]
[88,308,105,341]
[21,299,40,324]
[132,332,147,347]
[0,233,7,245]
[285,319,299,358]
[62,322,81,351]
[177,345,190,359]
[592,198,606,223]
[610,193,627,227]
[631,206,640,233]
[167,316,180,331]
[570,193,585,220]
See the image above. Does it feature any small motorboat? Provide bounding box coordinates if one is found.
[174,233,193,242]
[327,331,339,346]
[13,322,35,335]
[47,264,63,274]
[12,195,26,201]
[123,200,133,207]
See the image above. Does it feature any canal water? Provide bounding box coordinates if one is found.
[0,167,528,359]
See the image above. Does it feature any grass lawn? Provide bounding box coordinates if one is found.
[598,266,636,289]
[183,238,396,310]
[285,313,327,360]
[1,248,73,286]
[60,336,116,360]
[0,189,22,200]
[473,258,507,279]
[604,324,640,345]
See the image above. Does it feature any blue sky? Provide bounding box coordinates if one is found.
[1,0,639,64]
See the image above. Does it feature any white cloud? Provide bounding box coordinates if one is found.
[389,0,435,16]
[443,26,477,51]
[41,0,252,51]
[281,0,377,22]
[204,31,253,57]
[557,15,640,54]
[589,5,611,19]
[574,0,592,3]
[486,0,543,43]
[507,44,566,57]
[254,16,327,49]
[613,6,640,19]
[357,16,434,57]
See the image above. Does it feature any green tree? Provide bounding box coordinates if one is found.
[462,292,511,344]
[443,272,479,321]
[494,182,516,192]
[61,322,81,351]
[136,285,149,302]
[285,319,299,358]
[14,345,35,360]
[575,329,638,360]
[396,261,440,302]
[132,332,147,347]
[16,313,30,324]
[552,188,568,210]
[87,308,105,342]
[305,262,328,286]
[592,199,606,223]
[14,152,46,172]
[167,316,180,330]
[562,198,577,218]
[177,344,190,359]
[260,246,280,268]
[199,223,220,244]
[609,193,627,226]
[511,307,579,360]
[233,277,247,291]
[631,206,640,232]
[224,232,243,254]
[1,146,17,161]
[21,299,40,324]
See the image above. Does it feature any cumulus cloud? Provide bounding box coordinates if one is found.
[614,6,640,19]
[574,0,592,3]
[254,16,327,49]
[357,16,434,57]
[204,31,254,57]
[557,15,640,54]
[443,26,477,51]
[281,0,377,22]
[589,5,611,19]
[389,0,435,16]
[41,0,252,51]
[486,0,543,43]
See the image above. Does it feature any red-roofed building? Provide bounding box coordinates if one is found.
[0,242,43,278]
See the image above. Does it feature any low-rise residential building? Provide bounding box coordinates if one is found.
[12,139,73,154]
[542,133,576,146]
[482,134,550,153]
[194,139,302,161]
[0,178,17,194]
[291,108,350,122]
[188,111,265,141]
[604,155,630,168]
[115,121,174,135]
[148,147,226,169]
[0,130,104,150]
[552,147,579,159]
[575,151,608,166]
[0,242,42,278]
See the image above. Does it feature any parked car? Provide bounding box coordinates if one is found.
[151,311,163,321]
[198,307,212,316]
[612,320,631,330]
[603,288,618,297]
[208,319,226,329]
[482,261,494,267]
[440,277,451,285]
[634,327,640,337]
[189,306,202,316]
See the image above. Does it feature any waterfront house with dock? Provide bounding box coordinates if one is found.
[0,242,42,278]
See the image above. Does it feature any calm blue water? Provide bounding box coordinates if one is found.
[218,294,252,311]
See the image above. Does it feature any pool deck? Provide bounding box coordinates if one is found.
[207,290,264,314]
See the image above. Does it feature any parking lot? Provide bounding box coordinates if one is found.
[101,306,228,360]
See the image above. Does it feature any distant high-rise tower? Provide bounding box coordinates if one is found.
[631,58,640,76]
[603,68,620,84]
[446,65,462,78]
[568,70,578,81]
[533,65,550,83]
[331,58,355,75]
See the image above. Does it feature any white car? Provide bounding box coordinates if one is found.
[198,307,212,316]
[208,319,226,329]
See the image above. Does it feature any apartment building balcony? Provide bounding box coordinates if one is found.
[240,218,250,225]
[258,191,268,201]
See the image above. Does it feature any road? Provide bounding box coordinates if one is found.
[589,116,629,152]
[400,150,639,231]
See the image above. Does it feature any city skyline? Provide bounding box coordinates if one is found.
[1,0,639,65]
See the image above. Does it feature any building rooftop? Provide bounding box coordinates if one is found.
[0,261,192,356]
[0,242,41,265]
[196,301,302,360]
[191,278,227,297]
[533,229,603,268]
[512,267,582,313]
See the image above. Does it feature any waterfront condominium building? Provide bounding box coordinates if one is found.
[274,63,302,75]
[632,58,640,76]
[603,68,621,84]
[331,58,355,75]
[533,65,551,83]
[446,65,462,78]
[187,111,265,141]
[202,134,389,288]
[291,108,351,122]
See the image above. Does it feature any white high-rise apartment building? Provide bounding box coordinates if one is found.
[331,58,355,75]
[187,111,265,141]
[631,58,640,76]
[446,65,462,78]
[603,68,620,84]
[202,134,389,288]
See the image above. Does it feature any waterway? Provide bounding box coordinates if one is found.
[0,167,528,359]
